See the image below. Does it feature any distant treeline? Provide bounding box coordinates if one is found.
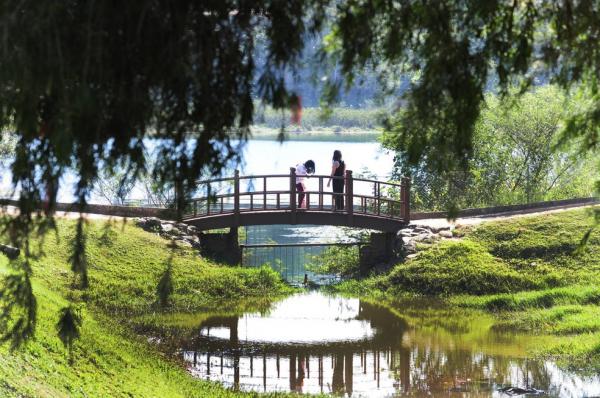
[253,106,387,130]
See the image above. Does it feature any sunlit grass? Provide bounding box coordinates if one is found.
[334,207,600,370]
[0,218,304,397]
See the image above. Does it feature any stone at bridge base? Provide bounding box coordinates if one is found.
[358,232,403,276]
[198,227,242,265]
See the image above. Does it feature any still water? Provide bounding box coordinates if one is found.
[181,292,600,397]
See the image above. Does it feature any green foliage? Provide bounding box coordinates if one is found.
[0,0,325,346]
[331,1,600,174]
[307,245,360,278]
[255,106,386,129]
[386,86,598,211]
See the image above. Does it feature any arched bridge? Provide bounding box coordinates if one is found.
[182,169,410,233]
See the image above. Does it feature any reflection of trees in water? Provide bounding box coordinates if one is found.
[404,346,553,394]
[358,300,555,394]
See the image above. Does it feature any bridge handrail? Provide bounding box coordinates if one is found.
[185,169,411,224]
[196,173,350,185]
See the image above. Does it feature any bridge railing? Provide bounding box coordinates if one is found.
[183,169,410,222]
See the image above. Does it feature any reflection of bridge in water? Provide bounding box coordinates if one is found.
[180,293,578,397]
[183,299,410,396]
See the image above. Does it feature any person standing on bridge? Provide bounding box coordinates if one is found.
[295,160,315,208]
[327,150,345,210]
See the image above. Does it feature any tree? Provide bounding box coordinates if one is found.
[329,1,600,172]
[93,167,136,206]
[480,86,588,204]
[0,1,326,349]
[3,0,600,349]
[388,86,597,211]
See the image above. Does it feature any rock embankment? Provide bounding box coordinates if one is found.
[134,216,458,262]
[397,224,455,257]
[135,217,201,249]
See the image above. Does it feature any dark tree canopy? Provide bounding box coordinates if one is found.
[1,1,325,213]
[2,0,600,348]
[329,0,600,170]
[0,0,325,347]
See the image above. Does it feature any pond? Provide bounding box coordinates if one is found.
[179,291,600,397]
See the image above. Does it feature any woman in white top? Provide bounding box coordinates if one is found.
[295,160,315,208]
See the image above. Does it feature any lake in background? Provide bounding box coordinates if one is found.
[0,139,393,204]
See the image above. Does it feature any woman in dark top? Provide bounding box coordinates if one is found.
[327,150,345,210]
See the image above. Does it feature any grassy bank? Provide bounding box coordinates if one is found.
[250,126,381,142]
[249,106,386,142]
[254,106,386,130]
[334,207,600,370]
[0,218,302,397]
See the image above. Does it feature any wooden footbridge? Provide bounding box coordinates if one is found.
[183,168,410,233]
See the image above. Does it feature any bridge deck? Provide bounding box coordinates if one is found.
[183,169,410,232]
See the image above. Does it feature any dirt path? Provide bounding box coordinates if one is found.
[412,204,598,230]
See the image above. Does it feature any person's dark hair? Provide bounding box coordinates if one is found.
[332,150,342,162]
[304,160,315,174]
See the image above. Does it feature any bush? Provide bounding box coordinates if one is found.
[306,246,360,278]
[255,106,386,129]
[382,240,561,296]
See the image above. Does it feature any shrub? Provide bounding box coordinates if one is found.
[382,240,560,296]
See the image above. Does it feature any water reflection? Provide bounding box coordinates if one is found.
[182,292,600,397]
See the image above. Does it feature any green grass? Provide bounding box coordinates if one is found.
[350,208,600,298]
[491,305,600,334]
[254,106,386,130]
[250,126,381,142]
[454,285,600,311]
[333,207,600,370]
[379,240,564,295]
[28,219,293,316]
[0,218,306,397]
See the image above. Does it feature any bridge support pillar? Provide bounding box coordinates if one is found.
[358,232,401,276]
[198,227,242,265]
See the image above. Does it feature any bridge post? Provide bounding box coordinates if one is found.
[359,232,400,276]
[346,169,353,226]
[234,169,240,227]
[290,167,297,224]
[401,176,410,223]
